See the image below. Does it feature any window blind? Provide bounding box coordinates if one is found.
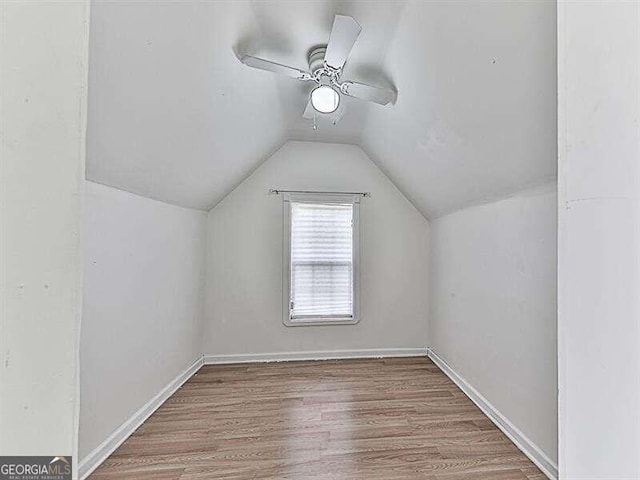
[290,202,354,319]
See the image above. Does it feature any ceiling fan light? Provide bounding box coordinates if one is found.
[311,85,340,114]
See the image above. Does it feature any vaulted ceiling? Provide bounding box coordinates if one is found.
[87,0,556,219]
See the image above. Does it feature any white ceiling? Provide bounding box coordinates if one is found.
[87,0,556,218]
[361,1,557,218]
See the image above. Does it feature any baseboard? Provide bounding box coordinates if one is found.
[203,347,428,364]
[78,356,204,479]
[426,348,558,480]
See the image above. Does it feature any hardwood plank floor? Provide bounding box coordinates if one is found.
[89,357,546,479]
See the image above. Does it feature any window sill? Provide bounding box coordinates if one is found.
[283,316,360,327]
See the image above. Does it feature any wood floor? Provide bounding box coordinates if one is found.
[89,357,546,480]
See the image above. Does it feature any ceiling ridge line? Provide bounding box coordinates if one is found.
[356,143,431,223]
[205,137,289,213]
[431,177,558,220]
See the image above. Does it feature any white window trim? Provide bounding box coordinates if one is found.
[282,192,361,327]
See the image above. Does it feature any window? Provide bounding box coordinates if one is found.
[283,193,360,326]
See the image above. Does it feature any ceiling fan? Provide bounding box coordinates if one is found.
[238,14,397,125]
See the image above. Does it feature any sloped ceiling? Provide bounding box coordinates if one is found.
[87,0,556,218]
[361,1,557,218]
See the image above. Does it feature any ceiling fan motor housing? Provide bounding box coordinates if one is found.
[308,46,328,74]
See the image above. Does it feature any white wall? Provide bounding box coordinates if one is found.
[79,181,206,458]
[204,141,430,356]
[558,2,640,477]
[0,0,89,470]
[429,184,557,468]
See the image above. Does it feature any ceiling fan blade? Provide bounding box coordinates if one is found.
[302,99,315,119]
[340,81,397,105]
[324,15,362,69]
[240,55,311,81]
